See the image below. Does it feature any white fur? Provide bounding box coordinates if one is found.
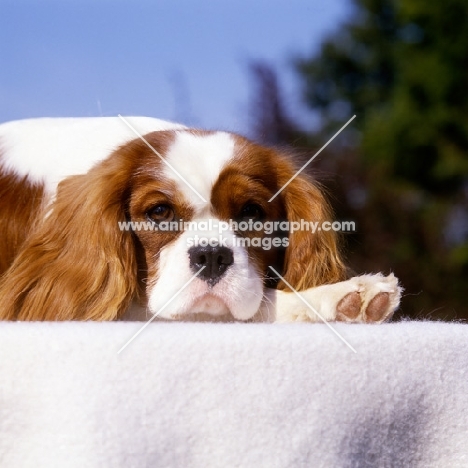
[161,131,235,214]
[0,116,185,194]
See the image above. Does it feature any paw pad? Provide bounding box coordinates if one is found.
[365,292,390,322]
[336,291,361,321]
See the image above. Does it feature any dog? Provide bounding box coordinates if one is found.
[0,116,401,322]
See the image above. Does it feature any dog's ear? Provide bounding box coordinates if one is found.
[278,173,346,291]
[0,146,140,321]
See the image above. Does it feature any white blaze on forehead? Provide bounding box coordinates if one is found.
[162,131,235,213]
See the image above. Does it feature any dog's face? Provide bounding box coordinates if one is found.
[127,130,289,320]
[0,124,345,321]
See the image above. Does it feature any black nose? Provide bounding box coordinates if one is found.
[188,245,234,286]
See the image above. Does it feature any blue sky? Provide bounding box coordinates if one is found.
[0,0,350,134]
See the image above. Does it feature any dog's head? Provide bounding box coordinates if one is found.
[0,128,345,321]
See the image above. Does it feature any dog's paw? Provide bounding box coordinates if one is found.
[274,273,402,324]
[335,273,402,323]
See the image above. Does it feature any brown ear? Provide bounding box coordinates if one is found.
[0,149,139,321]
[278,174,346,291]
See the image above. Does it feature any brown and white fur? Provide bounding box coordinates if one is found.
[0,117,401,322]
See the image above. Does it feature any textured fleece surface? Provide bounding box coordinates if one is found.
[0,321,467,468]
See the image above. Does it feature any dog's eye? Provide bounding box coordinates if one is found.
[240,203,264,221]
[147,204,175,223]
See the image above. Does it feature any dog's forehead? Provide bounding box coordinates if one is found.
[161,131,236,212]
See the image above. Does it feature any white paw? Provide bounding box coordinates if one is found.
[335,273,402,323]
[274,273,402,323]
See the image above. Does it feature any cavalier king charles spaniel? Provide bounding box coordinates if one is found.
[0,117,401,322]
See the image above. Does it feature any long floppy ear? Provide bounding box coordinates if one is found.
[278,173,347,291]
[0,149,139,321]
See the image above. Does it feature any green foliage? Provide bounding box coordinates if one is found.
[293,0,468,319]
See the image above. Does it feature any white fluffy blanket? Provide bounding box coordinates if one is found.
[0,321,467,467]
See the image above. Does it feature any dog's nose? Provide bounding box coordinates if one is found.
[188,245,234,286]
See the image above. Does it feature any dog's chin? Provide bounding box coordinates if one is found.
[174,294,234,322]
[191,294,230,315]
